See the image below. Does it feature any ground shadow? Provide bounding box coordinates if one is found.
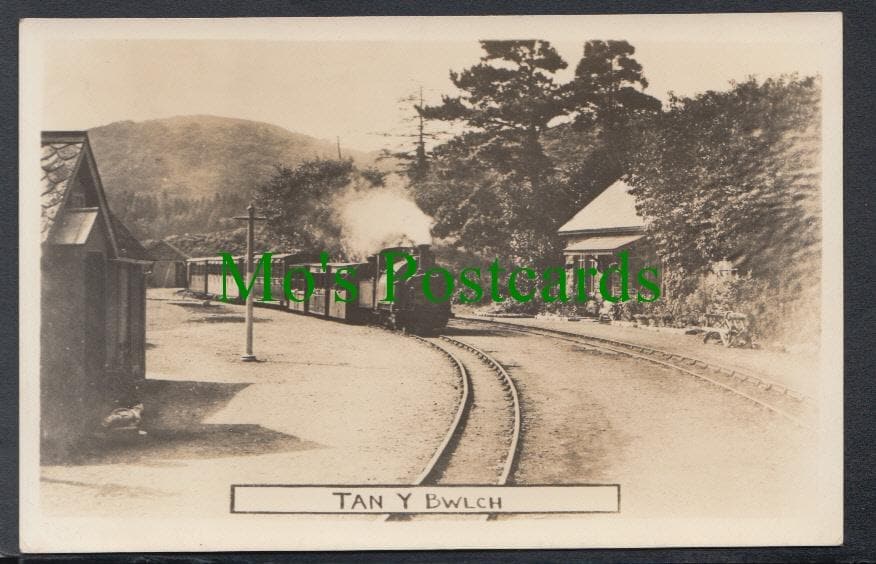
[440,325,512,338]
[44,379,321,466]
[184,308,273,323]
[171,300,270,322]
[187,315,272,323]
[168,300,231,311]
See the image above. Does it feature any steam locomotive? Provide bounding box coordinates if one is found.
[186,244,451,334]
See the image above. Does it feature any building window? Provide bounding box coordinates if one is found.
[69,190,85,208]
[606,262,621,298]
[571,255,599,297]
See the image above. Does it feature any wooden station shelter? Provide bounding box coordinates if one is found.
[40,131,153,452]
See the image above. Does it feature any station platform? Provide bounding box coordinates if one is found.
[40,289,460,518]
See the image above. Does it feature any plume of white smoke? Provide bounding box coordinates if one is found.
[335,174,433,260]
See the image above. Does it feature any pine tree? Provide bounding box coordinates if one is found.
[421,40,569,182]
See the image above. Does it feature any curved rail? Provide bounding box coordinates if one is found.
[456,316,813,430]
[408,335,472,485]
[382,335,470,522]
[384,333,521,521]
[439,335,522,486]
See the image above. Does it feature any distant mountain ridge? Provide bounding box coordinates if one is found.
[89,115,387,200]
[85,115,392,240]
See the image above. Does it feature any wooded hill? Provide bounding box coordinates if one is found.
[88,115,390,240]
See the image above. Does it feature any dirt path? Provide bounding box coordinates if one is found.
[445,323,817,519]
[457,313,820,399]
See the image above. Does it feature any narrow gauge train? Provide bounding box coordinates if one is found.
[186,244,451,333]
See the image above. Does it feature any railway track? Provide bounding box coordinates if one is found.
[384,334,522,521]
[452,316,815,430]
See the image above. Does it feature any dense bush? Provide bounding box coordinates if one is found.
[625,76,821,345]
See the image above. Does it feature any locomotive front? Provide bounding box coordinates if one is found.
[399,244,452,333]
[364,244,451,334]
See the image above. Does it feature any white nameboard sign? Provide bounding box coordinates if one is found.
[232,485,620,514]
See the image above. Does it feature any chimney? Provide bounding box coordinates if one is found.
[416,244,434,270]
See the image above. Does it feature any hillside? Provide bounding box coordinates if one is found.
[87,115,391,239]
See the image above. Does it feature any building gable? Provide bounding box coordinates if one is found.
[41,135,86,242]
[143,240,188,261]
[557,179,645,236]
[41,131,150,262]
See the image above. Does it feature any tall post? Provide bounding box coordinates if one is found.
[233,204,267,362]
[241,204,257,361]
[415,85,427,174]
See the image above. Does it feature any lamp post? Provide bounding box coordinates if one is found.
[233,203,266,362]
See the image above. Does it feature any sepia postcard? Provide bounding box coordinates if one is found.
[19,14,843,552]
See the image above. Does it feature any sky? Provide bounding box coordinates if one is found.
[29,15,839,153]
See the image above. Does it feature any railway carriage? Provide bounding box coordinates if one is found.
[327,262,368,321]
[186,244,450,333]
[187,257,208,295]
[187,255,242,298]
[266,252,320,310]
[305,263,328,316]
[283,261,310,313]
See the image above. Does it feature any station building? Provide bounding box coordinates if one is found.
[40,131,153,453]
[144,239,189,288]
[558,179,660,299]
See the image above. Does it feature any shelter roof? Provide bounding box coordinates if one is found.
[558,179,645,235]
[563,233,645,253]
[41,132,86,242]
[48,208,98,245]
[110,213,153,261]
[144,239,189,261]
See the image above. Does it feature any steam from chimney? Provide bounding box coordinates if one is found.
[335,174,434,260]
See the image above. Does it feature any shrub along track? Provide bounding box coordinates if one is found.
[452,316,815,430]
[384,334,521,521]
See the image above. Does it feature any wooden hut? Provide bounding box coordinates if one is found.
[144,239,189,287]
[40,131,153,453]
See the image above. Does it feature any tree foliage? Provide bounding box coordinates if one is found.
[423,40,568,135]
[108,188,251,241]
[420,40,570,180]
[627,75,820,278]
[567,40,662,130]
[626,75,821,341]
[253,159,380,255]
[412,39,657,265]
